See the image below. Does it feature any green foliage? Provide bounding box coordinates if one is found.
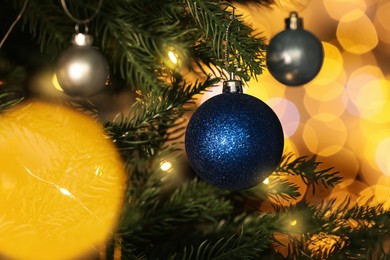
[1,0,389,259]
[0,92,23,112]
[277,154,342,195]
[16,0,72,55]
[120,179,234,258]
[104,77,218,160]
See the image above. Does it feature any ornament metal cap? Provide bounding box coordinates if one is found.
[285,12,303,30]
[71,33,94,46]
[223,71,243,93]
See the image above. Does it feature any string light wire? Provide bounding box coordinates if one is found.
[0,0,29,49]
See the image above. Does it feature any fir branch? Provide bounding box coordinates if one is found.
[16,0,72,55]
[313,199,390,259]
[277,154,342,196]
[276,198,390,259]
[123,179,233,258]
[0,92,23,112]
[95,0,197,91]
[104,77,217,157]
[177,233,266,260]
[265,173,301,202]
[172,213,275,260]
[185,0,266,80]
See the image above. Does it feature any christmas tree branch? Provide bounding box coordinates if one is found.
[95,0,198,92]
[121,179,233,258]
[15,0,72,55]
[0,92,23,112]
[277,154,342,195]
[104,77,217,157]
[186,0,266,81]
[170,213,276,259]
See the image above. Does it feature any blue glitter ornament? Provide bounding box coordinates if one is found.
[185,76,284,190]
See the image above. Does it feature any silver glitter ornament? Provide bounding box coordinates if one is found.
[56,33,109,96]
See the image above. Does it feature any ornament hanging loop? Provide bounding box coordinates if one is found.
[223,8,243,94]
[286,11,303,30]
[75,24,89,34]
[224,8,235,71]
[60,0,103,25]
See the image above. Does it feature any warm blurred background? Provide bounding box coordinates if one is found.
[236,0,390,208]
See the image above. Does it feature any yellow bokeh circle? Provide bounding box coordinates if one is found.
[0,101,126,260]
[323,0,366,21]
[302,113,347,156]
[345,65,387,118]
[309,42,345,86]
[336,9,378,54]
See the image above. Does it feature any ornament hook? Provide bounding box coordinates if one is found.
[285,11,303,30]
[223,8,243,93]
[60,0,103,25]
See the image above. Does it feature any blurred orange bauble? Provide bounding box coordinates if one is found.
[0,101,126,260]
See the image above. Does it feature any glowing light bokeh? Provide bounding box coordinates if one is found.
[375,136,390,176]
[336,9,378,54]
[168,51,178,65]
[375,1,390,31]
[341,51,378,75]
[357,185,390,210]
[304,87,347,118]
[310,42,344,86]
[160,160,173,172]
[323,0,366,21]
[0,101,126,260]
[345,65,387,118]
[305,79,345,102]
[283,138,300,157]
[374,1,390,45]
[316,147,360,185]
[276,0,310,12]
[246,70,286,101]
[303,114,347,156]
[266,97,300,138]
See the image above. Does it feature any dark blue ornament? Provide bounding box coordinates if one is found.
[185,92,284,190]
[266,12,324,86]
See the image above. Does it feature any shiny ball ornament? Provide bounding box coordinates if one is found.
[185,82,284,190]
[56,33,109,96]
[266,12,324,86]
[0,101,126,260]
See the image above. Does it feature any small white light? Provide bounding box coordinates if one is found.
[168,51,178,64]
[58,187,73,197]
[160,161,173,172]
[74,33,87,46]
[68,62,89,81]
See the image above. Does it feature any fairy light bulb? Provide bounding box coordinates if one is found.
[160,160,173,172]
